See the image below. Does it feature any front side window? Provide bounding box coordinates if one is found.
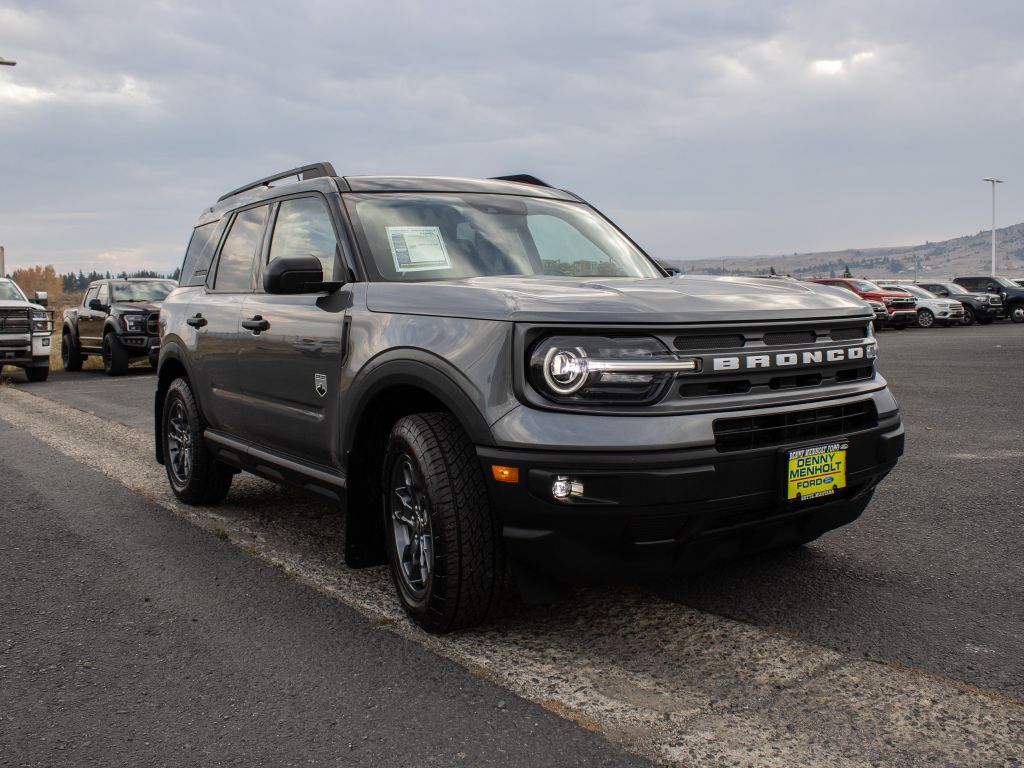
[0,281,25,301]
[214,206,268,291]
[344,193,660,282]
[96,284,110,306]
[268,197,338,281]
[112,281,176,302]
[84,286,99,306]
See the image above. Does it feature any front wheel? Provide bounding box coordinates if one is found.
[382,412,503,634]
[24,366,49,382]
[917,309,935,328]
[61,332,83,371]
[161,378,233,505]
[1009,304,1024,323]
[102,332,129,376]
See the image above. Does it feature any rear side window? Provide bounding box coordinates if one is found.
[213,207,268,291]
[180,222,220,287]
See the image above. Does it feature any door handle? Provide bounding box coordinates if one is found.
[242,315,270,334]
[186,314,208,328]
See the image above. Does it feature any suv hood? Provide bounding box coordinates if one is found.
[366,275,873,324]
[112,301,162,313]
[0,299,45,311]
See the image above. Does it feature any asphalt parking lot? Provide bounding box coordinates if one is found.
[1,323,1022,766]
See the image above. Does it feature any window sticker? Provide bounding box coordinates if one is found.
[387,226,452,272]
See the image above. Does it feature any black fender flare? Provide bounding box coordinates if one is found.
[341,350,495,457]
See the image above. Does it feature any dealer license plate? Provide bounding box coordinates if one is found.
[786,441,848,502]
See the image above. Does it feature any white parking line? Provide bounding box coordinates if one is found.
[1,385,1021,767]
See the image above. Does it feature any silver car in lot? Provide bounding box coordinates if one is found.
[878,283,963,328]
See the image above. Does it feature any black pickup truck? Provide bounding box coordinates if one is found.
[61,279,177,375]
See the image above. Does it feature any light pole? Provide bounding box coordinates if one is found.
[0,57,13,275]
[983,177,1003,276]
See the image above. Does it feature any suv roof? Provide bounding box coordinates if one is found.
[200,162,580,225]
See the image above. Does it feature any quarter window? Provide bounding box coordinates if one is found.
[214,207,268,291]
[180,222,220,287]
[268,197,338,281]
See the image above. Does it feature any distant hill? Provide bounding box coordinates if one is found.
[670,222,1024,280]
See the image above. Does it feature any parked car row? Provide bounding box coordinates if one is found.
[805,275,1023,329]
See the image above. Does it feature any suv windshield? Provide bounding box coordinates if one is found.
[0,281,26,301]
[849,279,882,292]
[344,193,661,282]
[111,281,175,302]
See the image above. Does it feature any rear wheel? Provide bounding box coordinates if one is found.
[24,366,49,383]
[383,412,503,633]
[916,309,935,328]
[102,332,129,376]
[161,377,233,505]
[961,306,976,326]
[61,331,83,371]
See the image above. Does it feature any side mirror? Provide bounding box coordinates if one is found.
[33,291,48,307]
[88,298,104,311]
[264,256,334,294]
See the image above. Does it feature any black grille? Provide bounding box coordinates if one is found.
[0,309,30,333]
[674,334,744,351]
[763,330,816,346]
[0,339,27,348]
[829,326,866,341]
[890,298,915,308]
[713,401,878,452]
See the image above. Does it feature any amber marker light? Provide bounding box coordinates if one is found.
[491,465,520,483]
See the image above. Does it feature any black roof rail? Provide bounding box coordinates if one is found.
[217,161,338,203]
[490,174,552,188]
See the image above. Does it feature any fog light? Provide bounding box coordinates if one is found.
[552,475,584,501]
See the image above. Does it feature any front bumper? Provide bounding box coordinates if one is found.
[0,333,49,366]
[119,334,160,356]
[479,412,903,585]
[886,309,917,324]
[974,302,1003,317]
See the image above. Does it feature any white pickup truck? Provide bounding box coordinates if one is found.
[0,277,53,381]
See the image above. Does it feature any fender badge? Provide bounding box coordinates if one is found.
[314,373,327,398]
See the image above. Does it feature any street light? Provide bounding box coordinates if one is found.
[0,56,16,66]
[983,177,1004,277]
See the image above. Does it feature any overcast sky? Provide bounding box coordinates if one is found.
[1,0,1022,274]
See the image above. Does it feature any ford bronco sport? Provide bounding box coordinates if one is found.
[155,163,905,633]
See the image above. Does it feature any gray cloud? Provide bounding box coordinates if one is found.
[1,0,1022,272]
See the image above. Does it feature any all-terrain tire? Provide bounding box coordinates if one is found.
[61,331,83,371]
[102,332,129,376]
[382,412,503,633]
[24,366,49,382]
[161,377,233,505]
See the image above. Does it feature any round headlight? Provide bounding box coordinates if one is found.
[543,346,589,395]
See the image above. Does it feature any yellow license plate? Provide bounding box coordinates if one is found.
[786,441,848,502]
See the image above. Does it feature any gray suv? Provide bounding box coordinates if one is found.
[155,163,905,632]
